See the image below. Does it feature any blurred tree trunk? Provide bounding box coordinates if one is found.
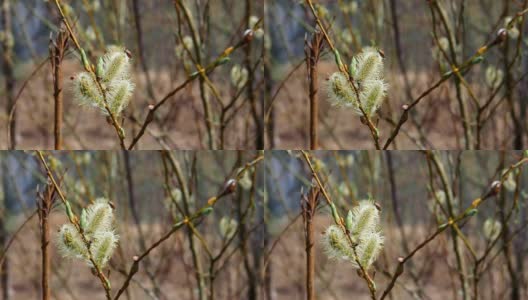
[264,1,274,148]
[0,216,7,300]
[238,182,257,300]
[514,195,526,300]
[264,54,275,149]
[501,1,522,150]
[499,193,520,300]
[236,151,257,300]
[245,0,264,150]
[263,228,272,300]
[389,0,412,100]
[131,0,156,102]
[517,20,528,148]
[0,157,9,300]
[1,0,16,149]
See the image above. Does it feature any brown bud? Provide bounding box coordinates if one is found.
[223,179,237,195]
[395,257,405,276]
[494,29,508,45]
[401,106,409,122]
[243,29,254,43]
[486,180,501,198]
[145,106,155,123]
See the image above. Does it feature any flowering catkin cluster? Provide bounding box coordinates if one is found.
[327,48,387,117]
[73,46,134,116]
[57,198,118,269]
[323,200,384,270]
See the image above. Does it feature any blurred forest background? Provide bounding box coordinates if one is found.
[265,0,528,150]
[1,0,264,150]
[0,150,265,299]
[0,150,526,299]
[265,150,528,299]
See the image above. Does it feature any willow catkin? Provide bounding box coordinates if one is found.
[90,231,119,268]
[97,48,130,83]
[327,48,387,116]
[107,79,134,115]
[219,217,238,240]
[81,198,114,236]
[504,16,520,39]
[359,79,387,117]
[230,65,249,89]
[57,223,89,260]
[483,218,502,241]
[326,71,357,107]
[502,169,517,192]
[323,200,384,270]
[348,200,380,240]
[350,48,383,82]
[73,46,134,116]
[323,225,355,260]
[485,66,504,89]
[57,198,119,269]
[356,231,384,270]
[74,72,104,107]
